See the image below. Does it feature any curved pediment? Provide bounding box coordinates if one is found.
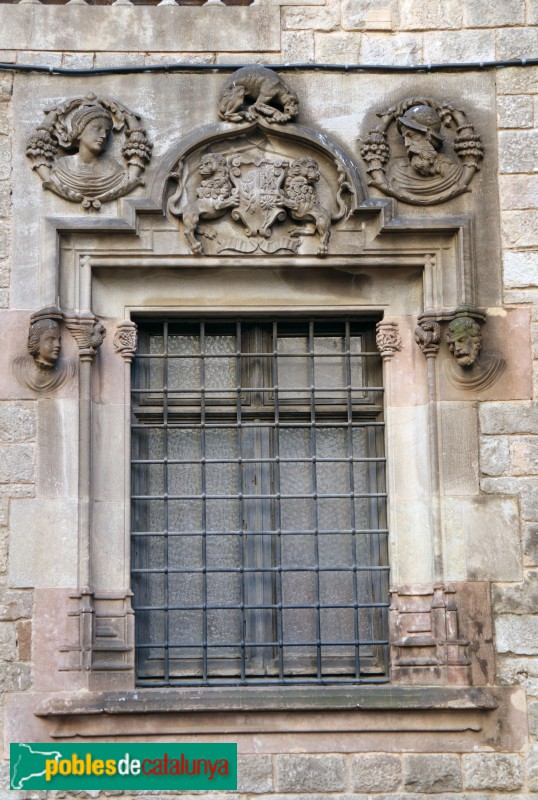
[150,68,365,258]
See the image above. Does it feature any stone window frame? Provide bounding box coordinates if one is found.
[25,196,525,749]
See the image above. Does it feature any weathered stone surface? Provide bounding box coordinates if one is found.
[0,444,34,483]
[237,755,273,794]
[17,619,31,661]
[0,138,10,182]
[500,130,538,173]
[507,437,538,475]
[0,402,35,443]
[403,754,462,793]
[17,50,62,67]
[498,28,538,59]
[0,588,32,620]
[0,661,31,693]
[502,210,538,248]
[440,403,479,495]
[443,495,521,581]
[94,52,146,68]
[497,68,538,95]
[525,524,538,565]
[481,476,538,521]
[496,614,538,654]
[504,250,538,288]
[314,31,359,62]
[361,33,423,64]
[0,182,10,217]
[350,754,401,791]
[9,498,78,588]
[275,755,346,792]
[527,749,538,791]
[530,700,538,739]
[463,754,523,790]
[497,95,534,128]
[0,74,12,103]
[283,6,340,31]
[342,0,397,30]
[282,31,314,62]
[0,621,17,661]
[480,436,509,476]
[62,52,94,69]
[400,0,462,28]
[480,402,538,434]
[464,0,525,26]
[493,572,538,613]
[423,30,495,61]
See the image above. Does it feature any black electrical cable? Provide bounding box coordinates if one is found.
[0,57,536,76]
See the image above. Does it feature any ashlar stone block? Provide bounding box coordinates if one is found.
[403,754,462,793]
[463,0,525,26]
[496,614,538,655]
[504,250,538,288]
[275,754,346,793]
[283,6,340,31]
[480,401,538,434]
[423,30,495,62]
[237,755,273,794]
[502,209,538,248]
[0,402,35,443]
[497,94,534,128]
[493,571,538,614]
[314,31,360,62]
[499,130,538,173]
[361,33,423,65]
[350,753,401,791]
[524,524,538,565]
[463,754,523,791]
[480,436,510,477]
[0,443,34,484]
[498,28,538,60]
[399,0,462,29]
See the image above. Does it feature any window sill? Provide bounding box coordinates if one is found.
[35,685,499,717]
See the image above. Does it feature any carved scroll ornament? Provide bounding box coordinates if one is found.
[26,93,153,210]
[360,97,483,205]
[218,66,299,125]
[12,306,76,393]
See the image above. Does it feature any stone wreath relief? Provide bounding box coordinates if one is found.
[26,93,153,209]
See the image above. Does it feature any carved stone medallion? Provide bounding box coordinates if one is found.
[27,93,153,210]
[360,97,483,205]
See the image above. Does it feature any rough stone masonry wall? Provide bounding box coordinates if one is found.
[1,0,538,797]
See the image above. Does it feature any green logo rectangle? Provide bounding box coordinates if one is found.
[11,743,237,791]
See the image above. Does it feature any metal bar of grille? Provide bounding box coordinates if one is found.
[132,318,389,686]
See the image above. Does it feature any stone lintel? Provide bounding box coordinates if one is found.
[0,6,280,54]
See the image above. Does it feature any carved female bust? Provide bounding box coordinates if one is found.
[13,311,76,393]
[49,105,126,207]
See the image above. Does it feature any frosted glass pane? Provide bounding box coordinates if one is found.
[167,334,200,392]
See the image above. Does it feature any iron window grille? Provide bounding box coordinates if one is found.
[131,318,390,686]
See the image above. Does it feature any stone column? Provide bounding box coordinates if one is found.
[414,315,443,581]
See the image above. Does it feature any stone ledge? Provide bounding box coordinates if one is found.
[34,685,500,716]
[0,6,280,54]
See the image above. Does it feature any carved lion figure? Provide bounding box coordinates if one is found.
[283,157,332,255]
[169,152,239,255]
[218,66,299,125]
